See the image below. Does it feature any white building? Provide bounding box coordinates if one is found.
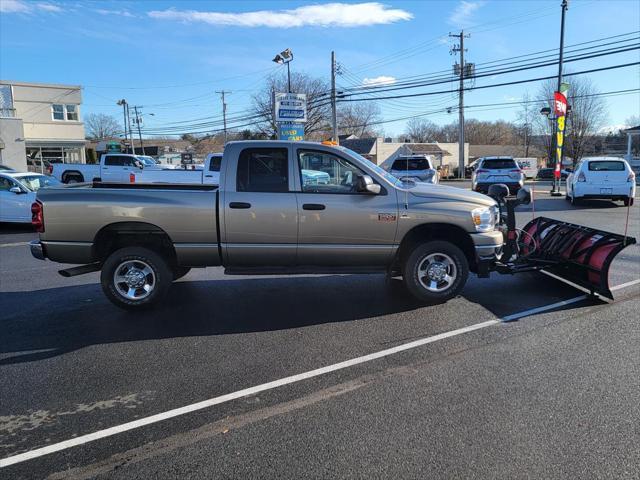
[0,80,85,171]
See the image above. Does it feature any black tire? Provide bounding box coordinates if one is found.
[63,173,84,184]
[570,193,580,206]
[402,240,469,304]
[101,247,172,310]
[172,267,191,281]
[623,197,634,207]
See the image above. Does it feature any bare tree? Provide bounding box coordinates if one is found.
[404,118,440,142]
[338,102,381,138]
[536,76,608,164]
[516,92,537,156]
[252,72,331,139]
[84,113,121,140]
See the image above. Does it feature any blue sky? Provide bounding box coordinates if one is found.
[1,0,639,137]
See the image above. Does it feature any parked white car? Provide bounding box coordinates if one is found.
[0,172,61,223]
[566,157,636,206]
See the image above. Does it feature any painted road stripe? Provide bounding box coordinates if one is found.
[1,280,639,468]
[0,241,29,248]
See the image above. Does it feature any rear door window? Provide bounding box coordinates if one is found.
[481,159,517,170]
[588,161,625,171]
[209,155,222,172]
[391,158,430,171]
[236,148,289,192]
[104,155,128,166]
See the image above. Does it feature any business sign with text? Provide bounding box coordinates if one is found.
[274,93,307,123]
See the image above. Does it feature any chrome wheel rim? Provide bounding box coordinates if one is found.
[417,253,457,292]
[113,260,155,300]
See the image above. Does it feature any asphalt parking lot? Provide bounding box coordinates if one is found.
[1,181,639,479]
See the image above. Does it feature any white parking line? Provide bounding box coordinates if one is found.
[1,279,639,469]
[0,241,29,248]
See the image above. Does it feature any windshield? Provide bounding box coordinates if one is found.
[481,158,517,169]
[391,158,431,171]
[137,156,158,166]
[588,161,625,171]
[338,147,401,186]
[16,175,61,191]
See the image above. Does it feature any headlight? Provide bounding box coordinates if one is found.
[471,206,497,232]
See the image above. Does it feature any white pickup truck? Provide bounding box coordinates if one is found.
[50,153,222,185]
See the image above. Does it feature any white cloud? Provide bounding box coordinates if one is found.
[448,1,484,28]
[0,0,62,13]
[96,9,135,18]
[36,3,62,12]
[362,76,397,86]
[148,2,413,28]
[0,0,30,13]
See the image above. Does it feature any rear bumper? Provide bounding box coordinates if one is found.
[474,182,523,193]
[573,183,635,199]
[30,240,46,260]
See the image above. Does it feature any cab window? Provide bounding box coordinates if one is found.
[236,148,289,193]
[297,150,367,193]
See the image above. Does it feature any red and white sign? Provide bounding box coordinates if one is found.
[554,91,567,116]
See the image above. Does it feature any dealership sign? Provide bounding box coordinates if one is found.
[553,84,570,179]
[274,93,307,123]
[278,122,305,141]
[553,91,567,116]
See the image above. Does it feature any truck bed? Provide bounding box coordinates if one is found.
[37,183,220,266]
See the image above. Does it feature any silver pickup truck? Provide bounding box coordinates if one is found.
[30,141,505,309]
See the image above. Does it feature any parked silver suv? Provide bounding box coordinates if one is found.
[471,156,524,194]
[384,155,439,184]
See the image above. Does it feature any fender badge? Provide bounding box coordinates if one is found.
[378,213,397,222]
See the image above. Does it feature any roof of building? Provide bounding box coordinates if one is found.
[469,144,547,159]
[0,80,82,90]
[340,137,377,154]
[404,143,451,156]
[622,125,640,133]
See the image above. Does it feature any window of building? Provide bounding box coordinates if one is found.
[66,104,78,121]
[52,104,64,120]
[236,148,289,193]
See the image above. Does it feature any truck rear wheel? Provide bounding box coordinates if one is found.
[402,240,469,303]
[101,247,172,310]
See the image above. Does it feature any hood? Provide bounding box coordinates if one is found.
[403,182,496,207]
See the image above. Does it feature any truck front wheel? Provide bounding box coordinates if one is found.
[101,247,172,310]
[402,241,469,303]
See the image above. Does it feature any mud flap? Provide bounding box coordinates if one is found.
[519,216,636,299]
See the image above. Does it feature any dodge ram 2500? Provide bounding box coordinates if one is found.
[30,141,504,309]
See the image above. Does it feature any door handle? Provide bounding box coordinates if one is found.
[302,203,326,210]
[229,202,251,209]
[205,175,213,178]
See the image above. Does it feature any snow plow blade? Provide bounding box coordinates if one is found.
[520,216,636,299]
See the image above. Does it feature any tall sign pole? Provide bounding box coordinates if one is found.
[551,0,569,196]
[331,51,338,143]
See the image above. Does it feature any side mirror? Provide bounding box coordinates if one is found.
[487,183,509,203]
[516,188,531,205]
[356,174,381,194]
[9,186,23,194]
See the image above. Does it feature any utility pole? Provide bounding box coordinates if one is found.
[331,51,338,143]
[216,91,231,144]
[133,106,145,155]
[126,103,134,154]
[117,99,129,151]
[450,30,470,178]
[551,0,569,196]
